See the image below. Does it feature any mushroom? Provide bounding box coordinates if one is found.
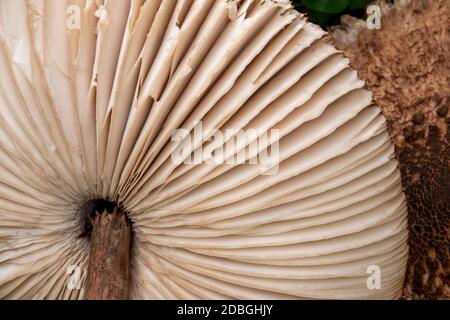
[0,0,408,300]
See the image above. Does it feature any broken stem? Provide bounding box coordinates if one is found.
[84,210,131,300]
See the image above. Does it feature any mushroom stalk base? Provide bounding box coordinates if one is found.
[84,210,131,300]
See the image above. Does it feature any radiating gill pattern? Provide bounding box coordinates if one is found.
[0,0,407,299]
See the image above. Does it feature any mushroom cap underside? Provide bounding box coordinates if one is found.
[0,0,408,300]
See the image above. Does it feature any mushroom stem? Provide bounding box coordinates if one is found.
[84,210,131,300]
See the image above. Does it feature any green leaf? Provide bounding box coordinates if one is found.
[301,0,349,14]
[349,0,367,10]
[308,10,332,26]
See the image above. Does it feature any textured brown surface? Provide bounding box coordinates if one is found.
[334,0,450,299]
[84,211,131,300]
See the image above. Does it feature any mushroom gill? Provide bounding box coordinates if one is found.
[0,0,408,300]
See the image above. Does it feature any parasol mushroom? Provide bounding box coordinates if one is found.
[0,0,408,300]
